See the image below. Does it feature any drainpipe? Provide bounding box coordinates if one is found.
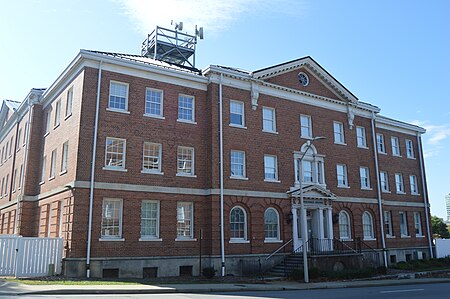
[219,73,225,276]
[371,111,387,268]
[416,133,433,258]
[86,60,102,278]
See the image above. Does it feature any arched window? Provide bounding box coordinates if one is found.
[264,208,280,240]
[339,211,351,240]
[363,211,375,239]
[230,206,247,240]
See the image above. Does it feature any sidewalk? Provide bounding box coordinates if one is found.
[1,276,450,296]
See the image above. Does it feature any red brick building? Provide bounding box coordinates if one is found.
[0,49,432,278]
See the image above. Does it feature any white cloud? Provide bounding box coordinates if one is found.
[116,0,306,35]
[410,120,450,158]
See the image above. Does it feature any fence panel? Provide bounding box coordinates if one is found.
[0,236,20,276]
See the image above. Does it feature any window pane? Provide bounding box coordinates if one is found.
[230,207,245,239]
[178,95,194,121]
[230,101,243,126]
[141,201,159,238]
[143,143,161,171]
[177,202,193,237]
[101,199,122,238]
[264,209,279,239]
[177,147,193,174]
[231,151,245,177]
[105,138,125,168]
[109,82,127,110]
[145,89,162,116]
[264,156,276,179]
[263,108,275,131]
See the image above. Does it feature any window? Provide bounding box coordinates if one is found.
[414,212,423,236]
[384,211,393,237]
[12,168,17,192]
[406,139,415,158]
[230,151,246,178]
[101,198,123,239]
[16,129,22,151]
[177,202,193,239]
[380,171,389,192]
[108,81,129,111]
[5,142,9,159]
[356,126,367,148]
[66,87,73,117]
[61,142,69,173]
[230,206,247,240]
[333,122,345,144]
[40,156,47,183]
[143,142,162,173]
[178,94,195,122]
[264,155,278,181]
[54,100,61,127]
[4,174,9,196]
[1,147,4,163]
[360,167,370,189]
[391,136,400,156]
[230,100,244,127]
[395,173,404,193]
[363,211,374,239]
[145,88,163,117]
[50,149,57,178]
[295,144,325,186]
[23,123,28,146]
[339,211,351,240]
[44,110,51,134]
[18,164,23,189]
[300,115,312,138]
[399,211,408,236]
[177,147,194,176]
[1,177,4,197]
[104,138,126,170]
[264,208,280,240]
[302,160,313,183]
[336,164,348,187]
[141,200,160,239]
[376,133,385,153]
[410,175,419,194]
[8,137,13,157]
[262,107,276,132]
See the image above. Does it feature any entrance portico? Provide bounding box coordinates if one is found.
[288,185,336,252]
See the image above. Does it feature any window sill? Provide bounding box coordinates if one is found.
[99,238,125,242]
[411,192,421,196]
[230,176,248,181]
[16,148,20,153]
[175,238,197,241]
[229,124,247,129]
[60,170,67,176]
[378,151,387,155]
[416,235,425,238]
[357,145,369,149]
[334,142,347,146]
[53,124,60,130]
[264,239,283,243]
[382,190,391,193]
[48,176,55,181]
[263,130,278,135]
[229,239,250,244]
[400,235,411,238]
[301,136,314,140]
[337,185,350,189]
[139,238,162,242]
[361,187,372,191]
[106,108,130,114]
[12,190,16,194]
[363,238,377,241]
[386,235,396,239]
[64,113,72,120]
[102,167,128,172]
[39,181,45,185]
[176,173,197,178]
[407,156,416,160]
[339,238,353,241]
[143,113,165,120]
[141,170,164,175]
[177,119,197,125]
[43,132,50,138]
[396,191,406,195]
[264,179,281,183]
[393,154,402,158]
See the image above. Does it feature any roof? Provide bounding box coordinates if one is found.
[4,99,21,111]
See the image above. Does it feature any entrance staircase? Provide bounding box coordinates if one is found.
[266,253,304,277]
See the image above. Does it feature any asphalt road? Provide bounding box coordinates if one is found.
[2,282,449,299]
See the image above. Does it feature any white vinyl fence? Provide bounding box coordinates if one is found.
[0,236,63,277]
[435,238,450,258]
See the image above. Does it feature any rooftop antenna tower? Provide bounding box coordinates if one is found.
[141,22,204,68]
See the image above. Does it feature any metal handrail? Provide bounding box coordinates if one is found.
[266,239,292,260]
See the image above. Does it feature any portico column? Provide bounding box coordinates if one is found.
[327,208,334,240]
[318,208,324,239]
[292,206,299,251]
[294,159,300,188]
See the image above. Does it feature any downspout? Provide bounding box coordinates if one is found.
[9,116,20,200]
[371,111,387,267]
[219,73,225,276]
[14,96,34,235]
[417,133,433,258]
[86,60,102,278]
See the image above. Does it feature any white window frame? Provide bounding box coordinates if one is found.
[44,110,51,135]
[406,139,415,159]
[177,94,195,123]
[380,171,390,192]
[176,202,194,240]
[362,211,375,240]
[230,100,245,128]
[16,128,22,152]
[333,121,345,144]
[376,133,386,154]
[140,200,161,240]
[230,150,246,179]
[54,99,61,128]
[104,137,127,171]
[294,144,326,186]
[100,198,123,240]
[264,155,278,182]
[356,126,367,148]
[360,166,371,189]
[61,141,69,173]
[300,114,312,138]
[384,211,393,237]
[339,210,351,240]
[144,88,164,118]
[4,174,9,196]
[65,86,73,117]
[142,142,163,174]
[395,173,404,193]
[230,206,248,242]
[264,208,280,242]
[40,156,47,183]
[391,136,401,156]
[409,175,419,195]
[108,81,129,112]
[12,168,17,192]
[399,211,408,237]
[336,164,348,187]
[177,146,195,176]
[49,149,57,179]
[262,107,276,133]
[414,212,423,236]
[18,164,23,189]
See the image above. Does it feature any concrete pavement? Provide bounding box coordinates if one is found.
[1,275,450,296]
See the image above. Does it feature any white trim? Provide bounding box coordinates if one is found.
[144,87,164,118]
[178,94,195,122]
[104,137,127,171]
[262,106,277,133]
[108,80,129,112]
[230,100,245,127]
[177,146,195,176]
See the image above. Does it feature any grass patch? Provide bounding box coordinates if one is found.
[391,257,450,271]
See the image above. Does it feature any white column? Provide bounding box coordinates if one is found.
[327,208,334,240]
[292,207,299,251]
[318,208,324,240]
[294,158,300,188]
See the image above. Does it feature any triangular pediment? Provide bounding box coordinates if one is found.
[288,184,336,199]
[253,56,358,104]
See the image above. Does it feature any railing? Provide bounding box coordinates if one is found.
[266,239,292,260]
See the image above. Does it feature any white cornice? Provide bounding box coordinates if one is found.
[376,115,425,135]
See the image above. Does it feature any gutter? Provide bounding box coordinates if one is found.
[219,73,225,276]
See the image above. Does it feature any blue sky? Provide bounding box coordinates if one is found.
[1,0,449,218]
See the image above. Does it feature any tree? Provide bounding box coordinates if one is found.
[431,216,450,238]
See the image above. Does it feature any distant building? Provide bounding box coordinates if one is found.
[446,193,450,221]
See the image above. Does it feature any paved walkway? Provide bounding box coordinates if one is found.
[1,276,450,295]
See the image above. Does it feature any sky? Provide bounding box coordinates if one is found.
[1,0,449,218]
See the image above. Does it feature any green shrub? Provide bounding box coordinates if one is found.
[202,267,217,279]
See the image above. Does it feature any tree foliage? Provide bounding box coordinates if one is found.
[431,216,450,238]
